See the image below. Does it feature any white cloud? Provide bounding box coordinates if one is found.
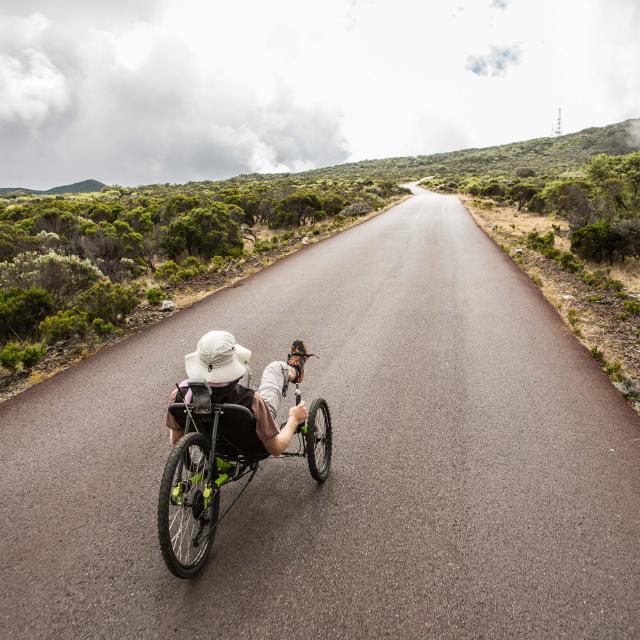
[0,0,638,188]
[0,11,49,48]
[466,46,522,77]
[0,48,69,126]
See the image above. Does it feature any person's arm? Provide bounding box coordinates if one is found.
[262,401,308,457]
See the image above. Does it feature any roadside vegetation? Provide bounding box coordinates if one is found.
[446,148,640,408]
[2,115,639,400]
[0,175,407,389]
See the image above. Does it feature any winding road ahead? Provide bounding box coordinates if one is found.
[1,188,640,639]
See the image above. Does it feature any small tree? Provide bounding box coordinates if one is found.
[273,192,323,227]
[160,204,243,261]
[508,183,539,210]
[80,220,146,281]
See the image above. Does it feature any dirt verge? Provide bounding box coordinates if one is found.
[461,194,640,413]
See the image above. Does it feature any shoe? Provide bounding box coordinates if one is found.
[287,339,316,384]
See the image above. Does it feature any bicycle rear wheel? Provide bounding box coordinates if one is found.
[305,398,332,482]
[158,432,219,578]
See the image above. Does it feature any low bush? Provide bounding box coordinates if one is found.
[155,260,181,282]
[76,281,138,324]
[209,255,226,272]
[0,341,46,371]
[570,221,630,263]
[39,309,88,343]
[155,257,205,283]
[146,288,163,304]
[622,300,640,316]
[557,251,583,273]
[340,202,370,217]
[0,287,55,342]
[604,360,625,382]
[525,231,561,260]
[253,239,273,254]
[91,317,116,336]
[567,308,580,328]
[580,270,623,291]
[0,251,102,303]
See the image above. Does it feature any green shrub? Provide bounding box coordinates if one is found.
[272,192,324,227]
[586,294,603,303]
[581,270,615,290]
[21,342,46,367]
[0,251,102,303]
[604,360,625,382]
[526,230,555,252]
[0,342,23,370]
[155,258,204,283]
[161,204,243,260]
[146,288,163,304]
[39,309,88,343]
[571,221,625,263]
[0,287,55,342]
[253,239,273,254]
[209,255,225,272]
[0,341,46,371]
[76,281,137,324]
[91,317,116,336]
[557,251,583,273]
[622,300,640,316]
[180,256,205,271]
[340,202,370,217]
[525,230,560,260]
[155,260,181,282]
[590,345,605,363]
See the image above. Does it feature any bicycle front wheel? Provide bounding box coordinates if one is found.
[157,432,219,578]
[305,398,332,482]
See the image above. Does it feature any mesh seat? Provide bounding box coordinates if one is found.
[169,380,269,461]
[215,404,269,460]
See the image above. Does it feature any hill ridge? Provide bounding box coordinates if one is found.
[0,179,105,196]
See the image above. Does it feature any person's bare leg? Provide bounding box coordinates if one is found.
[169,429,184,446]
[257,361,299,421]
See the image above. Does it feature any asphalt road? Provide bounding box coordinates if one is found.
[1,187,640,639]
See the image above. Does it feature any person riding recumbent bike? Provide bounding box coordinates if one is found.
[157,333,332,578]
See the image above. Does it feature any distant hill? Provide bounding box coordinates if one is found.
[301,118,640,181]
[0,179,106,196]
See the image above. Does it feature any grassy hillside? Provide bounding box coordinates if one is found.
[304,118,640,181]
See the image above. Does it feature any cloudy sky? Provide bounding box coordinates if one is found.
[1,0,638,188]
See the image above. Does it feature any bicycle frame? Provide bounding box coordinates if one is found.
[175,384,309,545]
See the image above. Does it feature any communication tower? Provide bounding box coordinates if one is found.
[554,107,563,137]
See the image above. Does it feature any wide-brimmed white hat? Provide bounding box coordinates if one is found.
[184,331,251,383]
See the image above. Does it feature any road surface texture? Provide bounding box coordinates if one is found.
[1,187,639,639]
